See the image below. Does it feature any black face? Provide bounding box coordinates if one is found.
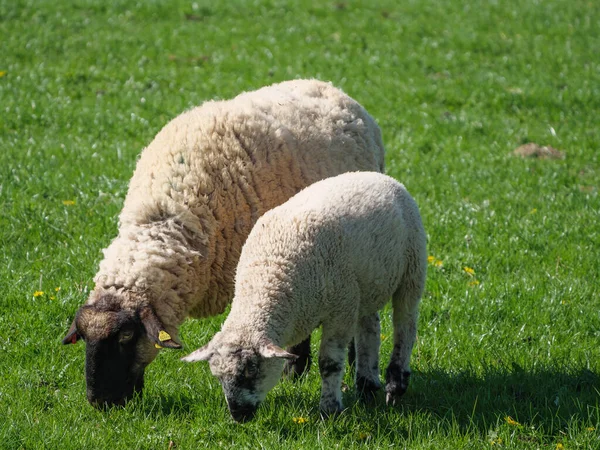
[217,352,263,423]
[63,293,183,408]
[80,312,148,408]
[227,398,257,423]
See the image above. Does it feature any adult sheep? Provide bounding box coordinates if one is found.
[182,172,427,422]
[62,79,385,408]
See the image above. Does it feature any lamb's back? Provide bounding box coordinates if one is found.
[246,173,416,293]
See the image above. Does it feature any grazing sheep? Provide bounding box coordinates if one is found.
[183,172,427,422]
[62,79,385,407]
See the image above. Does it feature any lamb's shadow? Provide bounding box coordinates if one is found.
[352,364,599,431]
[265,364,599,438]
[142,364,599,435]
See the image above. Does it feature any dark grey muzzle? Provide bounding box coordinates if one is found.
[228,401,258,423]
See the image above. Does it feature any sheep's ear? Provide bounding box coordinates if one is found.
[259,342,298,361]
[181,343,214,362]
[62,318,81,345]
[139,304,182,349]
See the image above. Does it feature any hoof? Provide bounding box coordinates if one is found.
[385,391,396,406]
[357,376,381,403]
[385,369,410,406]
[319,399,343,418]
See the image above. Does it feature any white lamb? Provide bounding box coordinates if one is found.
[62,79,385,407]
[183,171,427,422]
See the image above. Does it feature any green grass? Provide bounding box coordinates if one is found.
[1,0,599,448]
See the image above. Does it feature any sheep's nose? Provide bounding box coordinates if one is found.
[87,390,126,409]
[228,403,257,423]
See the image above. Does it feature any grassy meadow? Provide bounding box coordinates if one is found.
[1,0,599,448]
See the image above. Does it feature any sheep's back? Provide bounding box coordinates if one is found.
[122,81,382,218]
[115,80,386,318]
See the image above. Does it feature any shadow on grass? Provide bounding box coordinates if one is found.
[405,365,599,428]
[138,364,599,445]
[135,391,198,418]
[266,364,599,442]
[312,363,600,445]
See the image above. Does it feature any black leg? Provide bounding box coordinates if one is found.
[283,336,312,379]
[347,338,356,373]
[385,361,411,406]
[356,375,381,402]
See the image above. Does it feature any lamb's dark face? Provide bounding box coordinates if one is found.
[183,339,298,423]
[62,294,181,408]
[209,348,280,422]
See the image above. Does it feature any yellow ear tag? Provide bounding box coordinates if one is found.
[158,330,172,342]
[155,343,163,349]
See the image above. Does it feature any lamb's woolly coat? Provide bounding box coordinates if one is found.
[220,171,426,349]
[89,80,385,339]
[183,171,427,418]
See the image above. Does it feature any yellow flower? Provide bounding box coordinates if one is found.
[50,296,56,300]
[586,427,595,432]
[491,437,503,446]
[62,200,76,206]
[380,333,386,340]
[0,71,6,77]
[55,287,61,292]
[505,416,521,427]
[292,416,308,424]
[556,443,564,450]
[469,280,480,286]
[428,256,443,267]
[463,266,475,276]
[33,291,44,297]
[358,432,370,440]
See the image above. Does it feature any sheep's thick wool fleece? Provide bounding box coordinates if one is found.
[225,172,426,348]
[92,80,385,331]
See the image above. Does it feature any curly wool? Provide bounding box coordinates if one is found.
[90,79,385,333]
[220,171,427,348]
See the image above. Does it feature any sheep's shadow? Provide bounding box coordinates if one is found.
[141,364,599,438]
[269,364,599,434]
[135,391,197,418]
[351,365,598,431]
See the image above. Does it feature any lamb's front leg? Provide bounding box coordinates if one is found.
[318,326,351,416]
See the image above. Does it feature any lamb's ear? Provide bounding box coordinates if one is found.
[62,318,81,345]
[139,304,182,349]
[259,342,298,360]
[181,342,214,362]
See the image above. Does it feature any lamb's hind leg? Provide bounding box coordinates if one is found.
[355,312,382,401]
[349,316,380,370]
[385,277,424,406]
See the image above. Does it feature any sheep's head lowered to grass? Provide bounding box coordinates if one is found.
[62,294,181,408]
[182,333,297,423]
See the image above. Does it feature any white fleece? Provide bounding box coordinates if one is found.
[88,79,385,337]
